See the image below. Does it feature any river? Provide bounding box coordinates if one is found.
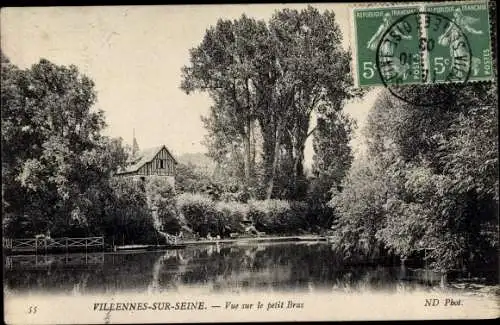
[4,241,481,295]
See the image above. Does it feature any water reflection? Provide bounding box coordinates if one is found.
[4,242,444,295]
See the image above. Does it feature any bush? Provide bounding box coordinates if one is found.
[220,190,250,203]
[215,201,249,235]
[289,201,309,230]
[248,200,308,234]
[175,194,310,237]
[176,193,217,237]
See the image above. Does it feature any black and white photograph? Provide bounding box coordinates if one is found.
[1,1,498,323]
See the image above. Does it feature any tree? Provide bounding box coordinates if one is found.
[175,162,214,194]
[201,96,248,187]
[264,7,359,199]
[1,57,127,237]
[2,52,28,232]
[102,177,157,245]
[311,109,356,203]
[332,83,498,272]
[181,6,361,200]
[181,15,269,194]
[329,154,390,261]
[146,176,182,234]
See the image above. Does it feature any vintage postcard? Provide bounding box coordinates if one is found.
[1,1,498,324]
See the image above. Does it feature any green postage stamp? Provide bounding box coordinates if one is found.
[352,1,493,87]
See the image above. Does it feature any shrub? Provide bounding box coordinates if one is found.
[175,195,310,237]
[220,191,249,203]
[328,158,389,260]
[248,200,308,234]
[289,201,309,230]
[176,193,217,237]
[215,201,249,235]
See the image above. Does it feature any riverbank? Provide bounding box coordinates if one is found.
[447,283,500,297]
[183,234,328,245]
[115,234,328,251]
[3,234,331,255]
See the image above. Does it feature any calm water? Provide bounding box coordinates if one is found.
[4,242,447,295]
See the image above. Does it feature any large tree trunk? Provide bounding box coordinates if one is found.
[292,150,302,199]
[243,118,251,191]
[290,151,305,199]
[249,120,257,188]
[266,124,282,199]
[289,116,308,200]
[259,115,275,199]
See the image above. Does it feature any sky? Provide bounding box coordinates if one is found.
[1,4,379,167]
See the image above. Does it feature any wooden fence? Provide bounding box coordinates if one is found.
[3,238,12,249]
[4,236,104,253]
[5,253,105,270]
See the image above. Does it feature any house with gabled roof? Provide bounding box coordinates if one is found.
[116,135,177,187]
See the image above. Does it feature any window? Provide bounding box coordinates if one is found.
[157,159,166,169]
[138,177,146,192]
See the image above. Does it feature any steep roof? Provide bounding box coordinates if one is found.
[117,145,177,174]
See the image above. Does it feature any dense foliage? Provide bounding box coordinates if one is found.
[330,85,498,272]
[102,178,157,245]
[181,6,360,201]
[174,162,214,194]
[2,55,129,238]
[175,193,310,237]
[3,4,497,282]
[145,176,181,235]
[1,56,163,244]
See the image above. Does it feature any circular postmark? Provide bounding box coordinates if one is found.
[375,11,472,106]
